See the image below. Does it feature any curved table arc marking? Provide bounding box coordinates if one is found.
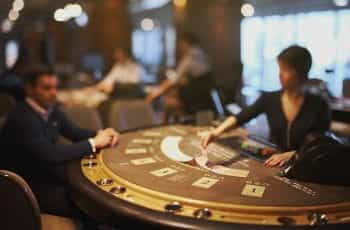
[160,136,193,162]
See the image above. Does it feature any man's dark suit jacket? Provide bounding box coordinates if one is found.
[0,102,96,187]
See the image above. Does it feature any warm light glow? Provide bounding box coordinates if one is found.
[241,3,255,17]
[75,12,89,27]
[64,3,83,18]
[8,9,19,21]
[1,19,13,33]
[54,9,68,22]
[54,3,83,22]
[174,0,187,8]
[141,18,154,31]
[12,0,24,12]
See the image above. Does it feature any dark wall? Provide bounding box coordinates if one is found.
[176,0,243,102]
[53,0,132,71]
[0,0,132,73]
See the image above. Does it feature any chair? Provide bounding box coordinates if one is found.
[304,79,333,101]
[58,105,103,144]
[107,100,155,132]
[61,105,103,131]
[0,170,77,230]
[0,116,7,132]
[0,93,16,117]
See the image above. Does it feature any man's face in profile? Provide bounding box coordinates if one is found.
[27,75,59,108]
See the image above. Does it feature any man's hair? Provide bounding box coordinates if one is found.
[278,45,312,80]
[24,66,56,86]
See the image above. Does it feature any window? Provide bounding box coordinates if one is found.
[241,10,350,97]
[5,40,19,69]
[132,28,163,68]
[131,25,176,83]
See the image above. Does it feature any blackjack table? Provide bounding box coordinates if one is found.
[67,125,350,229]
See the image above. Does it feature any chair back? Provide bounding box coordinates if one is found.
[0,170,42,230]
[108,100,155,131]
[0,93,16,117]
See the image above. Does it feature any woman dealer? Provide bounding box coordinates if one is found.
[202,45,331,167]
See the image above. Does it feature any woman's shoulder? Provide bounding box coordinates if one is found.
[305,92,329,105]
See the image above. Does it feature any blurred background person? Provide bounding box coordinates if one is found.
[146,33,214,122]
[88,48,145,99]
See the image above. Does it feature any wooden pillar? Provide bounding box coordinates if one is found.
[175,0,243,101]
[53,0,132,71]
[88,0,132,69]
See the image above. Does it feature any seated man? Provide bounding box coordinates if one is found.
[0,68,119,219]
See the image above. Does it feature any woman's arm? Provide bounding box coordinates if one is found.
[201,116,237,147]
[316,97,331,132]
[146,54,192,103]
[145,79,175,103]
[201,93,267,148]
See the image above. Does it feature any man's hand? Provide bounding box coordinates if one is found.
[93,128,119,150]
[264,151,295,168]
[103,128,119,147]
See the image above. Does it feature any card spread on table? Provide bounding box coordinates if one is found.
[131,157,156,165]
[150,168,178,177]
[212,166,250,178]
[192,177,219,189]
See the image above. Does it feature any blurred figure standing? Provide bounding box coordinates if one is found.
[146,33,214,121]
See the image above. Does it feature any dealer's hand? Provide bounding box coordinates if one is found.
[264,151,295,168]
[261,147,278,156]
[201,131,220,148]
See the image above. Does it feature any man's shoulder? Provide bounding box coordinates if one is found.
[6,102,38,126]
[8,102,30,117]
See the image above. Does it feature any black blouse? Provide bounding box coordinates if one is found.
[236,91,331,151]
